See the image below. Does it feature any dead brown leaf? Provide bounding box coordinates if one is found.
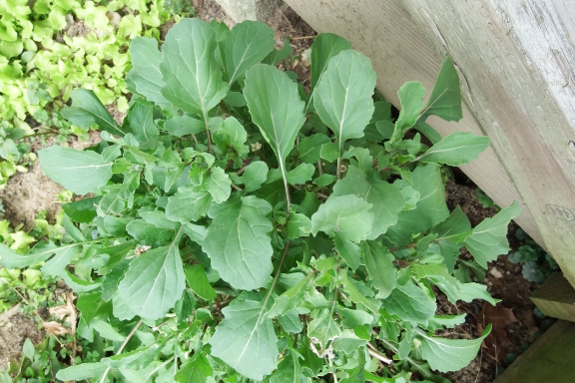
[42,320,72,336]
[478,302,518,362]
[47,291,77,336]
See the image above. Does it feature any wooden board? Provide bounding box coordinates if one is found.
[283,0,575,287]
[531,272,575,322]
[492,320,575,383]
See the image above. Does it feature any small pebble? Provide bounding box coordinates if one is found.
[490,267,503,278]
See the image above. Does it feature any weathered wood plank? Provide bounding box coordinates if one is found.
[531,272,575,322]
[397,1,575,287]
[492,320,575,383]
[283,0,575,287]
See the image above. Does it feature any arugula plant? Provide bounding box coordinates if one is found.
[0,19,520,382]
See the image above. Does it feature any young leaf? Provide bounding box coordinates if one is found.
[22,338,34,360]
[244,64,306,208]
[362,241,396,299]
[382,281,436,322]
[310,33,352,91]
[62,89,124,136]
[384,165,449,247]
[267,273,313,318]
[128,100,159,143]
[238,161,268,192]
[310,195,374,242]
[209,295,279,380]
[166,185,212,223]
[206,167,231,204]
[390,82,426,142]
[203,196,274,290]
[313,50,376,166]
[160,18,229,116]
[416,325,491,372]
[185,264,217,300]
[117,230,186,320]
[308,314,342,348]
[219,21,275,84]
[333,166,404,239]
[420,55,463,122]
[175,353,213,383]
[213,116,249,157]
[126,36,169,106]
[62,196,101,223]
[286,163,315,185]
[269,350,303,383]
[464,202,521,267]
[419,132,490,166]
[38,146,113,195]
[334,236,361,270]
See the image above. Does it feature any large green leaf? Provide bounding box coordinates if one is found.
[125,36,168,106]
[61,89,124,136]
[333,166,404,239]
[416,325,491,372]
[431,206,471,239]
[117,230,186,320]
[310,194,374,242]
[0,242,79,269]
[244,64,305,187]
[362,241,396,299]
[382,281,436,322]
[310,33,351,91]
[464,202,521,267]
[313,50,376,157]
[419,132,490,166]
[202,196,274,290]
[160,18,229,116]
[420,55,462,121]
[38,146,113,195]
[55,363,108,381]
[219,20,275,84]
[209,295,278,380]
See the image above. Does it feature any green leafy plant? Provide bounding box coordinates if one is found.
[0,19,521,382]
[0,0,176,187]
[509,228,558,284]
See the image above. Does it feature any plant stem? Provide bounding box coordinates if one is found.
[99,319,142,383]
[258,241,291,323]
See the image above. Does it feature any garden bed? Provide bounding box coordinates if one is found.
[0,1,557,381]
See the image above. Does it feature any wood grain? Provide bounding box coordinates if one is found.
[492,320,575,383]
[531,272,575,322]
[283,0,575,287]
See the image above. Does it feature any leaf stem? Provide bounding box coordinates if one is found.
[366,342,392,364]
[259,241,291,322]
[99,319,142,383]
[278,158,291,216]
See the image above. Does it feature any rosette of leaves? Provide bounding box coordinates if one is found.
[0,19,520,382]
